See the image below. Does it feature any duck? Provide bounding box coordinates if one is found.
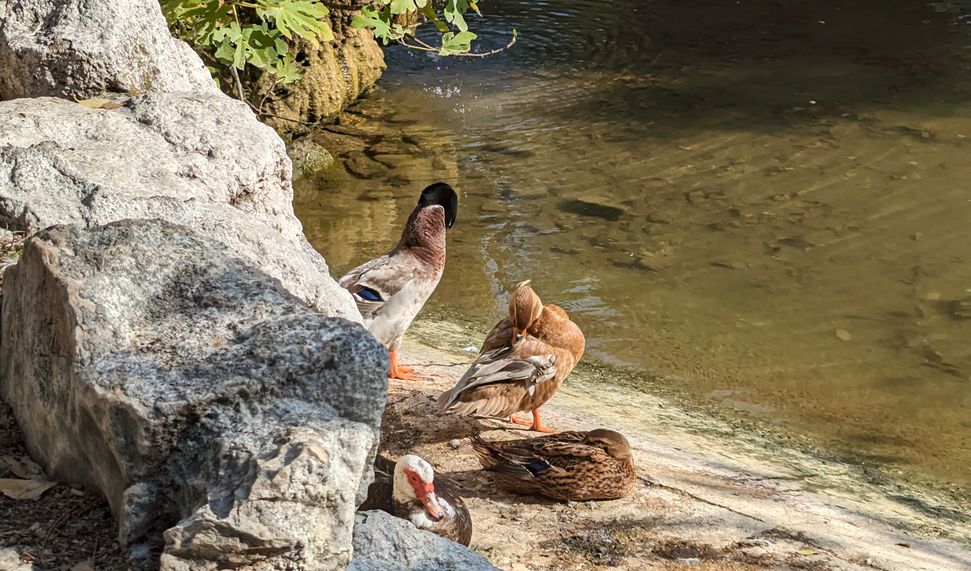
[436,280,584,433]
[339,182,458,380]
[469,429,636,501]
[358,453,473,546]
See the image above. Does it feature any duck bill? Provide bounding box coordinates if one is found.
[512,327,523,343]
[419,490,445,521]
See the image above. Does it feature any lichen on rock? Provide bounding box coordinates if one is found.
[253,12,386,132]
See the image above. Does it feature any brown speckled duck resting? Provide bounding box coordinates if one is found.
[470,429,636,501]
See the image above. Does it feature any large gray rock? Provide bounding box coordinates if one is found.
[0,0,217,100]
[0,219,389,570]
[350,511,499,571]
[0,94,361,320]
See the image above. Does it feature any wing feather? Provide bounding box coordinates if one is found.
[339,255,418,318]
[438,337,564,412]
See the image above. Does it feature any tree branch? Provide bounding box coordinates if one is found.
[397,30,518,57]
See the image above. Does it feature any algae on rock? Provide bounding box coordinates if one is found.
[253,13,386,132]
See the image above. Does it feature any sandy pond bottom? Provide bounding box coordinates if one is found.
[378,320,971,571]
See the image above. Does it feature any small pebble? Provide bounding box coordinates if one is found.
[835,328,852,341]
[924,291,941,301]
[448,439,461,450]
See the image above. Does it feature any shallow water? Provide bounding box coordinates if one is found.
[294,0,971,493]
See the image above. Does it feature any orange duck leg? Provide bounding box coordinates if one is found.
[509,408,556,433]
[389,349,419,381]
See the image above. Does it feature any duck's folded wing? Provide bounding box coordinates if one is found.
[471,436,558,477]
[460,353,556,394]
[339,255,417,316]
[479,317,514,353]
[358,480,394,513]
[530,440,602,463]
[438,339,565,412]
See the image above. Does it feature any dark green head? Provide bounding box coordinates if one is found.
[418,182,458,229]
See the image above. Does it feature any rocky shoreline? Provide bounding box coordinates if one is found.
[1,0,969,570]
[383,319,971,571]
[0,0,488,569]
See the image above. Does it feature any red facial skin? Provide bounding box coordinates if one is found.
[404,468,444,521]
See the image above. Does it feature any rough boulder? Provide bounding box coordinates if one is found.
[0,93,359,319]
[350,511,499,571]
[0,0,360,320]
[0,219,389,570]
[0,0,217,100]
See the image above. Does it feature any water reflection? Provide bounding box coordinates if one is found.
[295,0,971,492]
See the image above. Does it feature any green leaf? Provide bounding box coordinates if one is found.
[257,0,332,41]
[443,0,470,32]
[439,30,476,55]
[164,1,232,44]
[352,6,392,43]
[390,0,427,15]
[422,3,449,32]
[214,36,235,64]
[273,57,305,84]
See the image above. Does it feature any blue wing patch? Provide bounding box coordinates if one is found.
[523,458,552,476]
[356,287,383,302]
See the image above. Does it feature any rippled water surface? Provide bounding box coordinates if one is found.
[295,0,971,492]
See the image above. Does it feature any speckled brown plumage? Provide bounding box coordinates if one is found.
[437,282,585,430]
[470,429,636,501]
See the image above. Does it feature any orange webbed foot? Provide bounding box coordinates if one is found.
[389,349,421,381]
[529,423,557,433]
[390,365,419,381]
[509,414,533,427]
[509,410,557,432]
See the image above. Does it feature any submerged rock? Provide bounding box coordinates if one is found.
[290,137,337,178]
[0,0,217,100]
[0,220,389,569]
[345,150,389,179]
[350,511,498,571]
[558,198,626,222]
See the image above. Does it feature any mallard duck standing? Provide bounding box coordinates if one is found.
[340,183,458,380]
[437,280,584,432]
[470,429,636,501]
[358,453,473,546]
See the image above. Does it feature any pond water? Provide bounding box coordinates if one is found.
[294,0,971,494]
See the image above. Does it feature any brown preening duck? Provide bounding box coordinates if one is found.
[340,183,458,380]
[437,280,585,432]
[470,429,636,501]
[358,453,473,546]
